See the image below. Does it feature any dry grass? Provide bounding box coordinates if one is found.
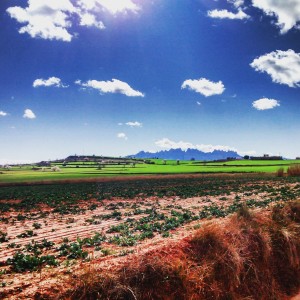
[287,165,300,177]
[276,167,285,177]
[59,201,300,300]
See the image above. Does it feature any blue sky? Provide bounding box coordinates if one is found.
[0,0,300,163]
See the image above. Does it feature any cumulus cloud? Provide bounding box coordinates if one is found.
[125,121,142,127]
[76,79,145,97]
[23,109,36,119]
[252,98,280,110]
[0,111,8,117]
[250,49,300,88]
[7,1,76,42]
[117,132,128,140]
[155,138,238,153]
[209,0,300,34]
[252,0,300,33]
[181,78,225,97]
[7,0,141,41]
[208,9,249,20]
[33,76,67,88]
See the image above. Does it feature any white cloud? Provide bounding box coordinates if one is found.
[155,138,238,153]
[77,0,140,15]
[33,76,67,88]
[208,9,249,20]
[238,150,257,156]
[125,121,142,127]
[181,78,225,97]
[7,0,76,42]
[209,0,300,34]
[23,109,36,119]
[0,111,8,117]
[7,0,140,41]
[196,101,201,106]
[252,0,300,33]
[252,98,280,110]
[250,49,300,88]
[117,132,128,140]
[76,79,145,97]
[155,138,194,151]
[79,12,105,29]
[228,0,245,9]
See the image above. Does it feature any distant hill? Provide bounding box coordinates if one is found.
[128,148,242,161]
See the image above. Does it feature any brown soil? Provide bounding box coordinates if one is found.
[0,178,298,299]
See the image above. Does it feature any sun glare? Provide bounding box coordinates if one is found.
[95,0,140,14]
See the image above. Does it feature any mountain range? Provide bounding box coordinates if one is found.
[128,148,242,161]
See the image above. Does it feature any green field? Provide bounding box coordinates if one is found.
[1,159,300,184]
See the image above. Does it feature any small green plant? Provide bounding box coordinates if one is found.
[7,242,17,249]
[7,252,58,272]
[32,222,42,229]
[17,214,26,221]
[193,224,201,230]
[0,269,7,276]
[101,248,114,256]
[17,230,36,238]
[57,242,88,259]
[0,231,8,243]
[162,231,170,238]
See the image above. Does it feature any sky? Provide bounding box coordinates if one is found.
[0,0,300,163]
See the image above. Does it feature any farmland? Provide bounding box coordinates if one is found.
[1,174,300,299]
[1,158,300,184]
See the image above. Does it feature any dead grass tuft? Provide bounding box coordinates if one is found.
[287,165,300,177]
[59,200,300,300]
[276,167,285,177]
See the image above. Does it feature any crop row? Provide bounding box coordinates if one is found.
[1,176,300,213]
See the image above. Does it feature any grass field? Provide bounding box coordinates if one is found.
[1,159,300,184]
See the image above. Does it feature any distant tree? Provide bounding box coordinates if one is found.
[244,155,250,160]
[177,160,180,165]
